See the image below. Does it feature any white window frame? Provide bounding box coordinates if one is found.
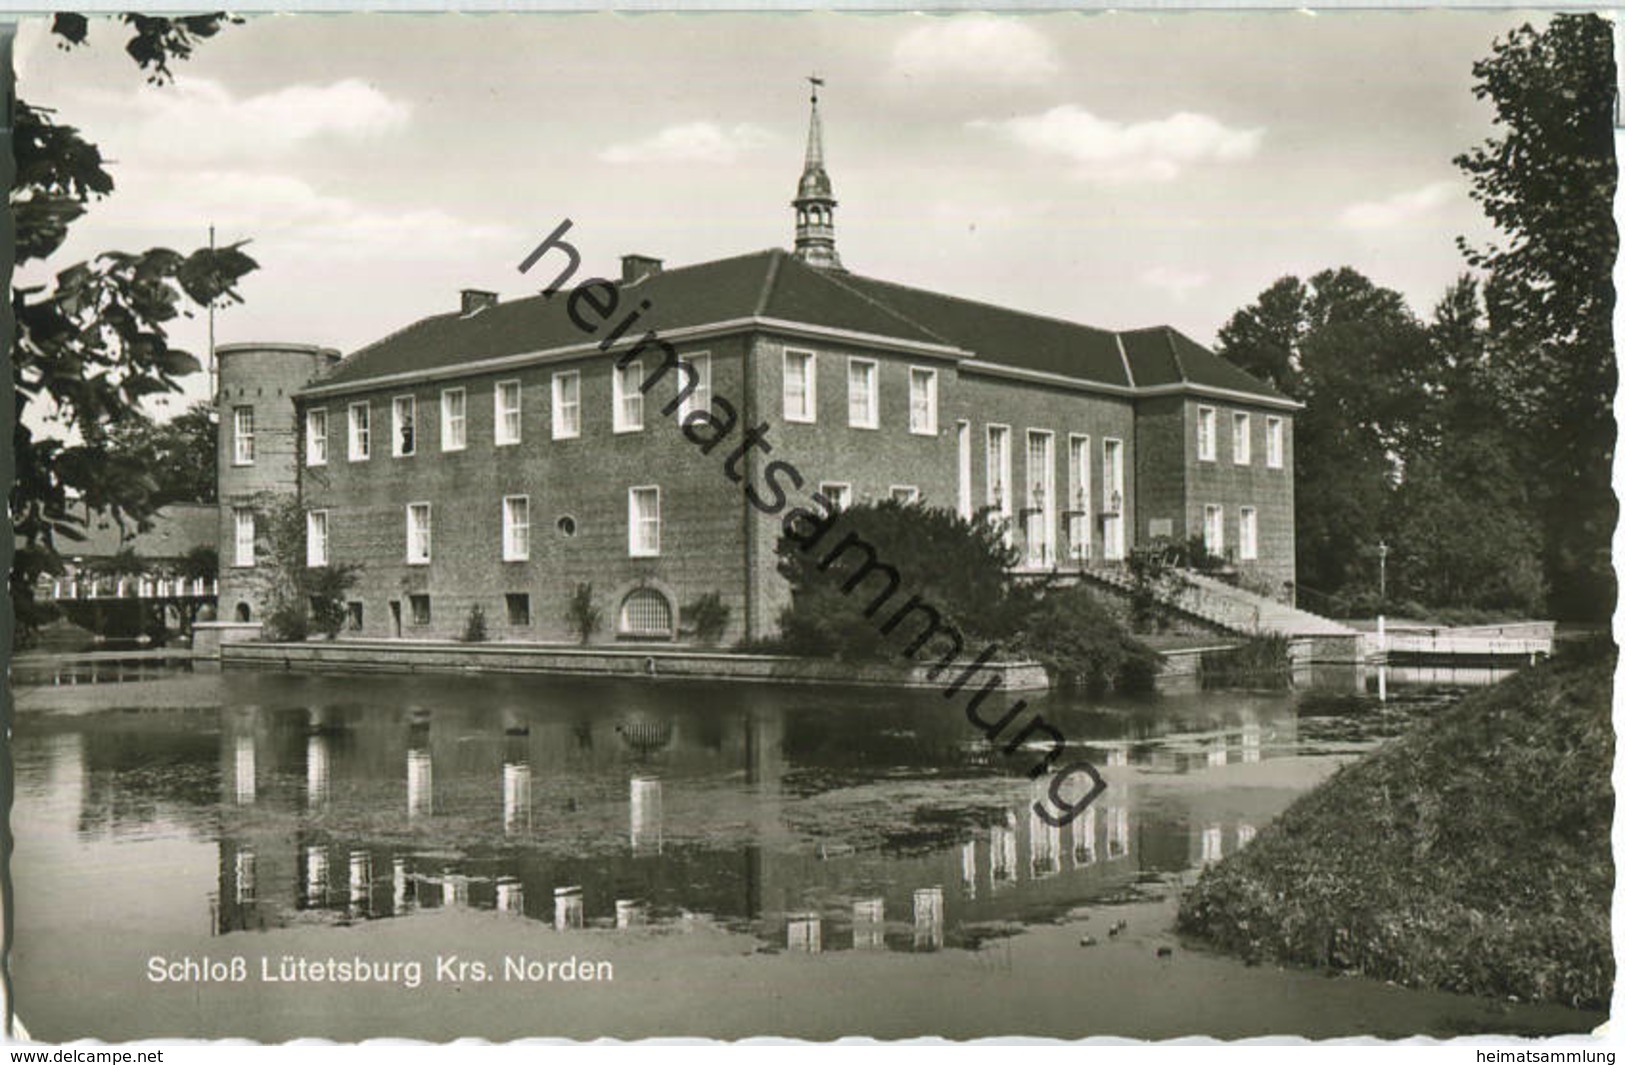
[494,380,522,446]
[305,408,328,467]
[232,406,255,466]
[393,395,417,457]
[1266,416,1284,469]
[306,510,329,568]
[628,486,661,558]
[440,389,466,452]
[1239,506,1258,561]
[956,420,973,521]
[1232,411,1251,466]
[986,424,1013,525]
[677,352,711,423]
[1197,406,1217,462]
[348,403,370,462]
[783,349,817,424]
[233,507,255,568]
[1102,437,1125,561]
[1067,433,1092,564]
[502,495,530,562]
[890,485,920,504]
[847,356,879,429]
[819,483,852,510]
[1024,429,1056,569]
[909,366,939,436]
[552,371,581,440]
[406,502,432,565]
[1204,503,1225,556]
[613,361,644,433]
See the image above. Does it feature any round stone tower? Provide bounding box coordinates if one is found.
[215,342,342,626]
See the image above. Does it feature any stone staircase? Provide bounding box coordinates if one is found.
[1075,566,1363,661]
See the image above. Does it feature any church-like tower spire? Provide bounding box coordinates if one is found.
[793,77,843,271]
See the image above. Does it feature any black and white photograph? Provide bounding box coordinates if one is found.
[3,8,1617,1047]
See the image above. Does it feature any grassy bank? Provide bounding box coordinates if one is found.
[1177,642,1615,1009]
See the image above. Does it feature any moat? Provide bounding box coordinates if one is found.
[10,660,1600,1040]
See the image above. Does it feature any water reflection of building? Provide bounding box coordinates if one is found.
[170,692,1229,951]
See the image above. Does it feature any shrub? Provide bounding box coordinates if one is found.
[1014,586,1161,694]
[461,603,489,643]
[684,591,731,645]
[774,499,1026,661]
[308,565,360,640]
[1199,633,1292,689]
[566,583,602,645]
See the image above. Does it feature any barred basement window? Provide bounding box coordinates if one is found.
[505,593,531,626]
[346,602,364,631]
[408,594,431,626]
[620,588,673,638]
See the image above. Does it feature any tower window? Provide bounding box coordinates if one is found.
[233,508,255,568]
[232,406,255,466]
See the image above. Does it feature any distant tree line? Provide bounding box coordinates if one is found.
[1216,14,1615,622]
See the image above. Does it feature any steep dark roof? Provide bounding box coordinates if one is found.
[1119,326,1293,402]
[312,248,1288,405]
[829,272,1131,387]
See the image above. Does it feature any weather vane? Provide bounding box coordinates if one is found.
[808,74,823,104]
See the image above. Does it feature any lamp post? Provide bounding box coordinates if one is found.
[1376,540,1390,661]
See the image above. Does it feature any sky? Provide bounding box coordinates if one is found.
[15,11,1536,419]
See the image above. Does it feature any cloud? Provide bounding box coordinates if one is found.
[1140,266,1211,299]
[80,76,411,163]
[970,105,1263,182]
[891,17,1061,86]
[1337,181,1458,230]
[102,167,515,261]
[599,122,775,165]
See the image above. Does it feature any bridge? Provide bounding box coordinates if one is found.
[44,576,218,601]
[39,576,219,641]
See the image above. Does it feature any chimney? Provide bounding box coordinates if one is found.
[460,289,498,315]
[620,254,663,286]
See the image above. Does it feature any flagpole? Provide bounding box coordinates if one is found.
[207,223,217,403]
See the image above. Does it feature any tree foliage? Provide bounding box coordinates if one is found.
[11,15,256,645]
[100,401,219,507]
[1454,14,1617,620]
[250,494,360,642]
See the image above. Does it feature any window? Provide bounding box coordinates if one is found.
[1232,411,1251,466]
[441,389,466,451]
[1266,416,1284,469]
[820,483,852,510]
[233,508,255,568]
[1102,438,1125,561]
[346,602,364,632]
[505,593,531,627]
[408,594,431,626]
[620,588,673,638]
[306,510,328,568]
[552,371,581,439]
[847,357,878,428]
[1197,406,1217,462]
[1203,504,1225,556]
[613,361,644,433]
[909,367,938,435]
[628,487,661,557]
[677,353,711,423]
[232,407,255,466]
[986,425,1012,520]
[305,408,328,467]
[1067,434,1091,564]
[1239,506,1259,561]
[406,503,432,565]
[1024,430,1055,568]
[494,381,522,445]
[891,485,919,504]
[393,396,416,456]
[783,350,816,423]
[502,495,530,562]
[956,421,973,520]
[348,403,371,461]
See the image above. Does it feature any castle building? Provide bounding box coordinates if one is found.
[217,90,1298,645]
